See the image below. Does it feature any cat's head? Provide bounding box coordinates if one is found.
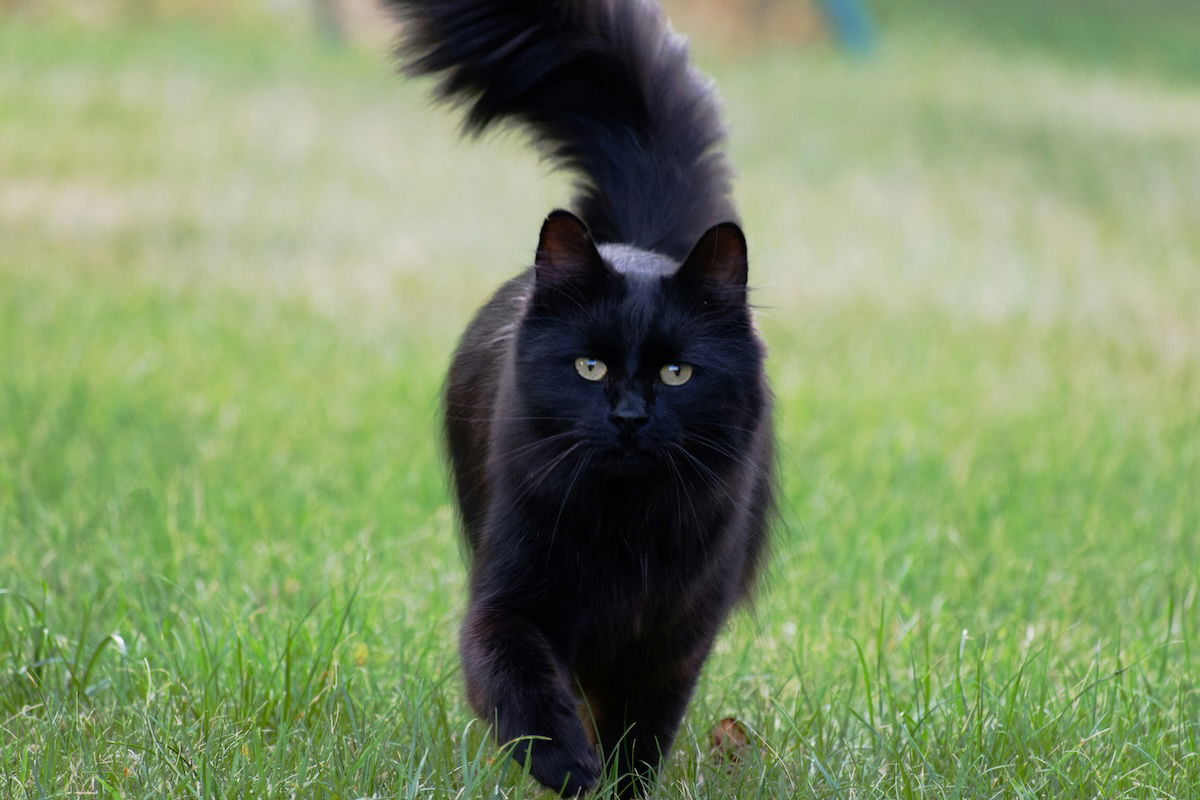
[508,211,766,481]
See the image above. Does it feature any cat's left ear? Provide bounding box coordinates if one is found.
[673,222,748,301]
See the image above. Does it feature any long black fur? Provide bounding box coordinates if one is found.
[382,2,774,797]
[383,0,736,261]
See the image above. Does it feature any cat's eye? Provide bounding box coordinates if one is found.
[659,363,693,386]
[575,357,608,381]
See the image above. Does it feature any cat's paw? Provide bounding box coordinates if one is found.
[525,738,601,797]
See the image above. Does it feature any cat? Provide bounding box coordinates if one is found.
[383,1,775,795]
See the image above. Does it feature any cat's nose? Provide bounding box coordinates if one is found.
[610,394,648,433]
[610,409,649,432]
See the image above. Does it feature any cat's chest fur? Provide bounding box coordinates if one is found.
[482,482,747,650]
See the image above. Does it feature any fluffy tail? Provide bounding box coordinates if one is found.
[383,0,736,261]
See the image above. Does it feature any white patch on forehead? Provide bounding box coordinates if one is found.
[598,243,680,279]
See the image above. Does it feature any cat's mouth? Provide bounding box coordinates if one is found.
[595,442,661,477]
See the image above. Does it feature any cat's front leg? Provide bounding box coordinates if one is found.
[461,602,600,795]
[586,642,711,799]
[600,684,694,798]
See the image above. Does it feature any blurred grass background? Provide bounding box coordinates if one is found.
[1,1,1198,797]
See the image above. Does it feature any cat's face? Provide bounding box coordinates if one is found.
[509,212,765,480]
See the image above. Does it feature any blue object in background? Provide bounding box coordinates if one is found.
[819,0,877,56]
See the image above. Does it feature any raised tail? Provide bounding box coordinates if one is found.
[383,0,736,261]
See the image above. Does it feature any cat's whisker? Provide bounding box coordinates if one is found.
[684,432,773,478]
[445,412,577,422]
[691,420,761,435]
[493,431,578,462]
[452,430,580,480]
[669,443,737,498]
[664,450,685,528]
[665,449,705,536]
[509,441,587,504]
[546,452,591,558]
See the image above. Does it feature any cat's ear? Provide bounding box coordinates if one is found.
[533,210,607,291]
[674,222,748,301]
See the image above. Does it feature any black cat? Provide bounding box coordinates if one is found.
[384,1,775,795]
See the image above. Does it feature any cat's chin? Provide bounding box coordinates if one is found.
[594,446,662,478]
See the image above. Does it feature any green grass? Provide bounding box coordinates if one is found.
[2,8,1199,798]
[881,0,1200,85]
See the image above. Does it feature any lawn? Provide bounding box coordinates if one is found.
[1,6,1199,798]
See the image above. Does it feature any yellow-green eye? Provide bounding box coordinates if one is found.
[575,357,608,381]
[659,363,693,386]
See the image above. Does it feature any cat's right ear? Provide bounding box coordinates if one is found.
[533,210,607,294]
